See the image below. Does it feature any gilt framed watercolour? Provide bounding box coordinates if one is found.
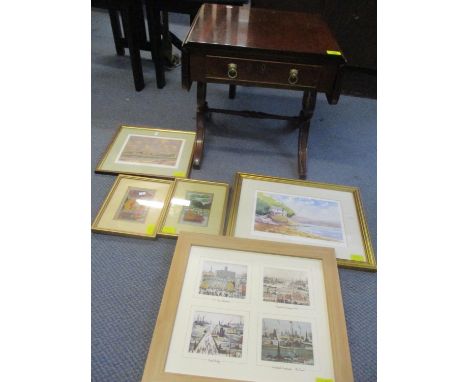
[159,179,229,237]
[140,233,354,382]
[96,126,196,179]
[91,175,174,238]
[226,173,376,271]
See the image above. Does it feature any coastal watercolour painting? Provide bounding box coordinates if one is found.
[198,261,247,299]
[253,191,345,244]
[115,134,184,168]
[261,318,314,365]
[188,311,244,358]
[114,187,156,223]
[263,267,310,306]
[178,191,214,227]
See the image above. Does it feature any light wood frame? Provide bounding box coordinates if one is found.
[141,232,354,382]
[95,125,196,179]
[158,178,230,238]
[91,174,174,239]
[225,172,376,271]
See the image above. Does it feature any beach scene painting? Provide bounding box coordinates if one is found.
[188,311,244,358]
[263,267,310,306]
[261,318,314,365]
[253,191,345,244]
[116,134,184,168]
[198,261,247,299]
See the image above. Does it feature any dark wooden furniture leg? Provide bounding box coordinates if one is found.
[121,4,144,91]
[298,89,317,179]
[229,84,237,99]
[134,1,148,49]
[146,1,166,88]
[109,9,125,56]
[193,82,207,168]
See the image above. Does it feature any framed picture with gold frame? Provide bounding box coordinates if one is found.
[95,125,196,179]
[159,179,229,237]
[226,173,376,271]
[141,232,354,382]
[92,174,174,238]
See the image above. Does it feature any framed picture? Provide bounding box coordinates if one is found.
[226,173,376,271]
[141,233,353,382]
[96,126,196,179]
[92,174,174,238]
[159,179,229,237]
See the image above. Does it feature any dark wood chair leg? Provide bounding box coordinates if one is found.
[298,89,317,179]
[121,5,145,91]
[146,2,166,88]
[229,84,237,99]
[108,9,125,56]
[193,82,207,168]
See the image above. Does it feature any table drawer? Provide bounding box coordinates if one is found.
[205,55,321,88]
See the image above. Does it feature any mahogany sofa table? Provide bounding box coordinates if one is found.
[182,4,346,179]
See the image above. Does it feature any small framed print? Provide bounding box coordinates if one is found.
[159,179,229,237]
[95,126,196,179]
[141,233,354,382]
[91,175,174,238]
[226,173,376,271]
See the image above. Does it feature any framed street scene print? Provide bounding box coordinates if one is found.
[96,126,196,179]
[92,175,174,238]
[159,179,229,237]
[226,173,376,271]
[141,233,353,382]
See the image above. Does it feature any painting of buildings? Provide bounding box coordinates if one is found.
[261,318,314,365]
[263,267,310,306]
[188,311,244,358]
[199,261,247,299]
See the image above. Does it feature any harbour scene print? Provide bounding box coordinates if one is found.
[114,187,155,223]
[262,318,314,365]
[263,267,310,306]
[117,135,183,167]
[178,191,213,227]
[253,191,345,243]
[199,261,247,299]
[188,311,244,358]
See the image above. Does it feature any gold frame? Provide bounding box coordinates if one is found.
[91,174,175,239]
[95,125,196,179]
[158,178,230,238]
[226,172,376,271]
[141,232,354,382]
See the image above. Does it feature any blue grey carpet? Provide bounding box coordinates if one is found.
[92,9,376,382]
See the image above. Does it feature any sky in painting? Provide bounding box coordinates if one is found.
[258,191,342,225]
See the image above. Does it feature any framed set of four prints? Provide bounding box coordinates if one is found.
[141,233,354,382]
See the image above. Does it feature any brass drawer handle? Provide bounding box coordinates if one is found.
[288,68,299,85]
[228,63,238,79]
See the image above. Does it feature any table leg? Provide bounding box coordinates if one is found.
[134,1,148,49]
[193,82,207,168]
[108,9,125,56]
[298,89,317,179]
[121,5,144,91]
[146,1,166,89]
